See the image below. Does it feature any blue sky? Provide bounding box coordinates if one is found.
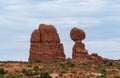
[0,0,120,61]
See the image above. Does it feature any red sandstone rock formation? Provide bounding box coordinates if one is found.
[70,27,85,41]
[88,53,103,62]
[70,27,89,61]
[70,27,104,62]
[29,24,66,61]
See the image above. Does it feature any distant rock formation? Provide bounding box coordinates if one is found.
[70,27,104,62]
[29,24,105,62]
[70,27,89,61]
[29,24,66,61]
[88,53,103,62]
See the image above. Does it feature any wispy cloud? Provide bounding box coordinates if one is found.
[85,39,120,59]
[0,0,120,60]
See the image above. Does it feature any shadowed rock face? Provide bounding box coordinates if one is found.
[89,53,103,62]
[70,27,88,60]
[38,24,60,43]
[29,24,66,61]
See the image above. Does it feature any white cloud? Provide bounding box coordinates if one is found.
[85,40,120,59]
[5,5,24,11]
[0,0,120,60]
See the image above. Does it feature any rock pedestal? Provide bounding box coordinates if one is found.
[70,27,104,62]
[29,24,66,61]
[70,27,89,61]
[72,41,88,59]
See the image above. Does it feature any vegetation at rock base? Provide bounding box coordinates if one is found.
[0,60,120,78]
[0,68,7,77]
[40,72,52,78]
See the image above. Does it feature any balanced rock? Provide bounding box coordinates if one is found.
[70,27,88,61]
[70,27,85,41]
[29,24,66,61]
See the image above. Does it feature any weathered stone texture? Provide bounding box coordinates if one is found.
[29,24,66,61]
[70,27,85,41]
[70,27,104,62]
[70,27,88,60]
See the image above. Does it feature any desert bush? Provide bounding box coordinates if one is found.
[59,71,65,77]
[59,63,65,69]
[82,62,87,70]
[76,76,79,78]
[34,66,39,71]
[101,69,107,78]
[22,69,39,76]
[114,76,120,78]
[21,69,27,74]
[40,72,52,78]
[0,63,6,66]
[116,64,120,70]
[0,74,4,78]
[28,63,32,68]
[34,59,42,63]
[71,69,76,74]
[6,73,22,78]
[0,68,7,75]
[108,62,113,66]
[66,61,75,68]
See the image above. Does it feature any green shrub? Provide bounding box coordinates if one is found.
[34,66,39,71]
[0,74,4,78]
[108,62,113,66]
[82,63,87,70]
[59,72,63,76]
[40,72,52,78]
[66,61,75,67]
[34,59,42,63]
[6,73,22,78]
[28,63,32,68]
[0,68,7,75]
[114,76,120,78]
[117,65,120,70]
[22,69,39,76]
[76,76,79,78]
[59,63,65,68]
[21,69,27,74]
[59,71,65,77]
[101,69,107,78]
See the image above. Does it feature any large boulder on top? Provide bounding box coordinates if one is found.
[70,27,85,42]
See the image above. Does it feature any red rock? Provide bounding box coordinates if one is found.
[88,53,103,62]
[29,24,66,61]
[70,27,85,42]
[70,27,104,62]
[70,27,89,61]
[39,24,60,43]
[72,41,88,59]
[30,29,40,43]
